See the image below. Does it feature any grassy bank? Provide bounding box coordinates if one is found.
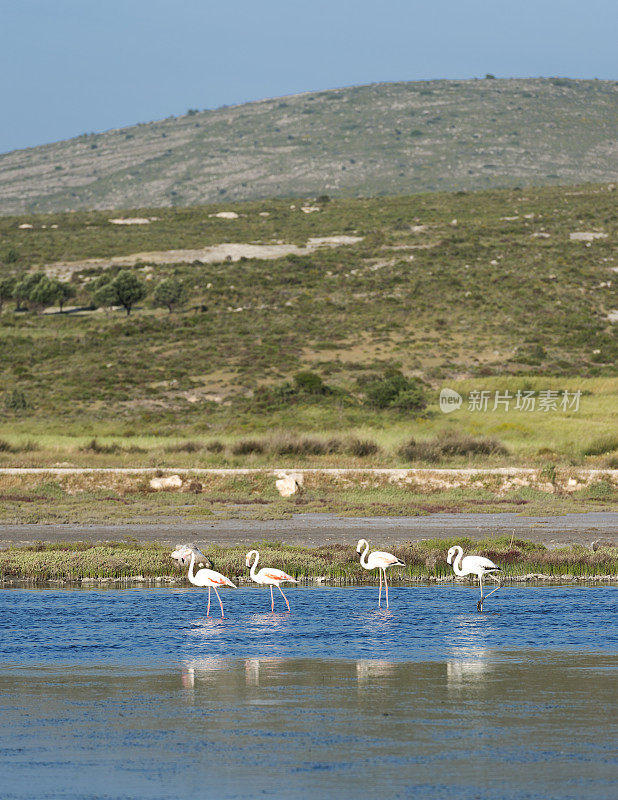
[1,538,616,583]
[0,468,617,523]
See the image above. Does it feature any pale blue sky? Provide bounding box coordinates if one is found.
[1,0,616,154]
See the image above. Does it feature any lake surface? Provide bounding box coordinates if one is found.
[1,585,616,799]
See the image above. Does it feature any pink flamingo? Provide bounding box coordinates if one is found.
[246,549,298,611]
[357,538,405,609]
[172,545,236,618]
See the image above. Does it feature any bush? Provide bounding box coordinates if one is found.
[346,437,380,457]
[205,440,225,453]
[82,439,121,454]
[231,439,264,455]
[582,437,618,456]
[164,440,203,453]
[399,432,508,463]
[293,371,328,394]
[580,480,615,501]
[271,436,342,456]
[364,370,427,411]
[4,389,30,411]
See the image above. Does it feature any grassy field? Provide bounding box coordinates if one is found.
[0,183,616,473]
[1,78,617,214]
[1,538,616,582]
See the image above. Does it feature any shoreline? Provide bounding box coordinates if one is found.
[1,511,616,549]
[2,575,618,588]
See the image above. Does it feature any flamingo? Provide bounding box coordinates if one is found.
[447,545,502,611]
[245,550,298,611]
[171,545,236,618]
[356,539,405,609]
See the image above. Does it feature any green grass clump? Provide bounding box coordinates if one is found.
[1,538,616,583]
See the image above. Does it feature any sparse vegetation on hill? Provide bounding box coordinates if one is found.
[0,183,615,469]
[1,78,617,214]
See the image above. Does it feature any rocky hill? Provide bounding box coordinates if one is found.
[0,78,617,214]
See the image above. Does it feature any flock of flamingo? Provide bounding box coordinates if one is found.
[171,539,502,618]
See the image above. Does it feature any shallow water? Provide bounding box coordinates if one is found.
[1,586,616,799]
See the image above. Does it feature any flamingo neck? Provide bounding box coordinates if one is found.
[451,547,465,576]
[359,541,370,568]
[249,550,259,580]
[187,551,196,583]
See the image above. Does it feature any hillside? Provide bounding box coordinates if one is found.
[0,183,617,472]
[1,78,617,215]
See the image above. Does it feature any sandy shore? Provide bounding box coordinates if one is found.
[1,511,616,549]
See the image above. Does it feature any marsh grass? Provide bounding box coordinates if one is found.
[1,538,616,582]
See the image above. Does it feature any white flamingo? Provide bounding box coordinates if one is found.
[447,545,502,611]
[245,550,298,612]
[356,539,405,609]
[172,545,236,618]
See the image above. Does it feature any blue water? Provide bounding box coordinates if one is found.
[1,584,616,665]
[1,585,616,799]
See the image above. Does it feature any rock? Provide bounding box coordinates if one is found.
[171,543,211,568]
[275,472,304,497]
[569,231,608,241]
[150,474,183,490]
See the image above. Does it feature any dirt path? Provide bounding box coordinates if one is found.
[1,512,615,549]
[43,236,363,279]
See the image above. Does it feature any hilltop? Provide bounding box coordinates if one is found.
[0,78,617,215]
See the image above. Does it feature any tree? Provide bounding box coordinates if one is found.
[153,277,187,312]
[56,281,76,312]
[110,270,147,315]
[13,272,46,311]
[28,276,64,312]
[92,280,119,311]
[0,276,15,312]
[89,270,147,315]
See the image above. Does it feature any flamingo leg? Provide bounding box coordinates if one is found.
[277,584,290,612]
[483,573,501,603]
[378,569,383,607]
[214,587,225,618]
[207,587,211,617]
[384,571,389,609]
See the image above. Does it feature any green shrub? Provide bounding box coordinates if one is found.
[293,371,328,394]
[4,389,30,411]
[582,437,618,456]
[364,370,427,411]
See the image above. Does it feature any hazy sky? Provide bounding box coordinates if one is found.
[1,0,616,154]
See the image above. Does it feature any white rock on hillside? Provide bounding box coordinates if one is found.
[569,231,608,241]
